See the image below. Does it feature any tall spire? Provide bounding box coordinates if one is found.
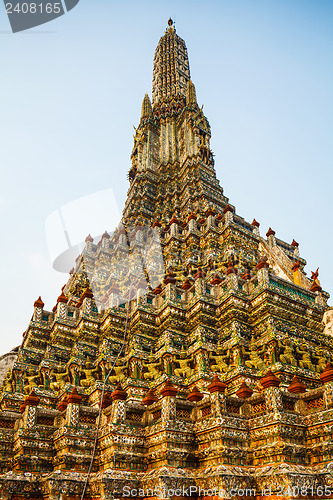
[152,19,190,105]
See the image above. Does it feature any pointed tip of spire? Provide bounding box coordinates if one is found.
[266,227,276,237]
[34,296,44,308]
[57,291,68,304]
[141,93,153,119]
[167,18,175,32]
[102,230,110,239]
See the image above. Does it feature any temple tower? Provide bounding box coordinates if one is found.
[0,19,333,500]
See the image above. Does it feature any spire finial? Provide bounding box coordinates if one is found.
[168,18,173,27]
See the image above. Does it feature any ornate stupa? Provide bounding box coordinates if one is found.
[1,19,333,500]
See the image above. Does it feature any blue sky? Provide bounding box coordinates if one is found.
[0,0,332,353]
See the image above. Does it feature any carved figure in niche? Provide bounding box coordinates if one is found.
[14,370,24,393]
[80,362,99,388]
[323,309,333,337]
[209,347,229,373]
[24,368,41,394]
[142,356,164,381]
[68,362,80,386]
[50,366,70,392]
[279,337,297,366]
[163,356,173,376]
[131,361,142,380]
[198,351,209,372]
[297,344,315,371]
[107,361,127,385]
[244,344,266,371]
[173,350,195,378]
[39,367,51,390]
[264,340,278,366]
[98,360,107,382]
[2,369,14,392]
[229,344,244,368]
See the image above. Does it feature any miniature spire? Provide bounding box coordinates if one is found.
[67,386,83,404]
[181,278,192,290]
[223,204,234,214]
[241,268,251,280]
[311,268,319,281]
[102,230,110,239]
[141,94,153,119]
[186,79,197,106]
[288,376,306,394]
[260,370,281,389]
[320,362,333,384]
[208,374,226,393]
[236,381,253,399]
[160,379,178,397]
[266,227,275,237]
[34,296,44,308]
[111,383,127,401]
[310,268,322,292]
[187,385,204,402]
[142,389,158,406]
[57,291,68,304]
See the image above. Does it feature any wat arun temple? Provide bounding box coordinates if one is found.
[1,19,333,500]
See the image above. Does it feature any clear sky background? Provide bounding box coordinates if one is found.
[0,0,332,354]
